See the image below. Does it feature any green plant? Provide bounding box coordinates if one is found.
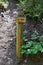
[17,0,43,18]
[20,30,43,55]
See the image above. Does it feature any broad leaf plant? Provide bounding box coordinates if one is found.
[20,30,43,55]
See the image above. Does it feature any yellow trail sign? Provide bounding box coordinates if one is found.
[16,17,26,58]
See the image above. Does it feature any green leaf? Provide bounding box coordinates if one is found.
[21,50,26,54]
[23,37,28,42]
[41,48,43,52]
[31,32,40,40]
[23,30,28,35]
[26,41,33,47]
[33,44,42,51]
[26,49,31,54]
[39,35,43,42]
[21,45,29,49]
[40,42,43,46]
[31,49,38,54]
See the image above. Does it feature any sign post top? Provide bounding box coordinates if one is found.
[16,17,26,23]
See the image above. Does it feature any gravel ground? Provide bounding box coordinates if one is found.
[0,1,24,65]
[0,9,21,65]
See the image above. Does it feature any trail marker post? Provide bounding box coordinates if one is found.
[16,17,26,58]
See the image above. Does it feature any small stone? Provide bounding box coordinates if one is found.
[24,59,27,63]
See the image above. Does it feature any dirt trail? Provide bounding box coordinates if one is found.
[0,9,20,65]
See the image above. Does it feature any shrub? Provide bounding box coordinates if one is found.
[17,0,43,18]
[20,30,43,56]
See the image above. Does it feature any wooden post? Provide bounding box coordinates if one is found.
[16,17,26,58]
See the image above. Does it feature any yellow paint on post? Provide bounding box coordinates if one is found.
[16,23,23,58]
[16,17,26,58]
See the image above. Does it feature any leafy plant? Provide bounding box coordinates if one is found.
[20,30,43,55]
[17,0,43,18]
